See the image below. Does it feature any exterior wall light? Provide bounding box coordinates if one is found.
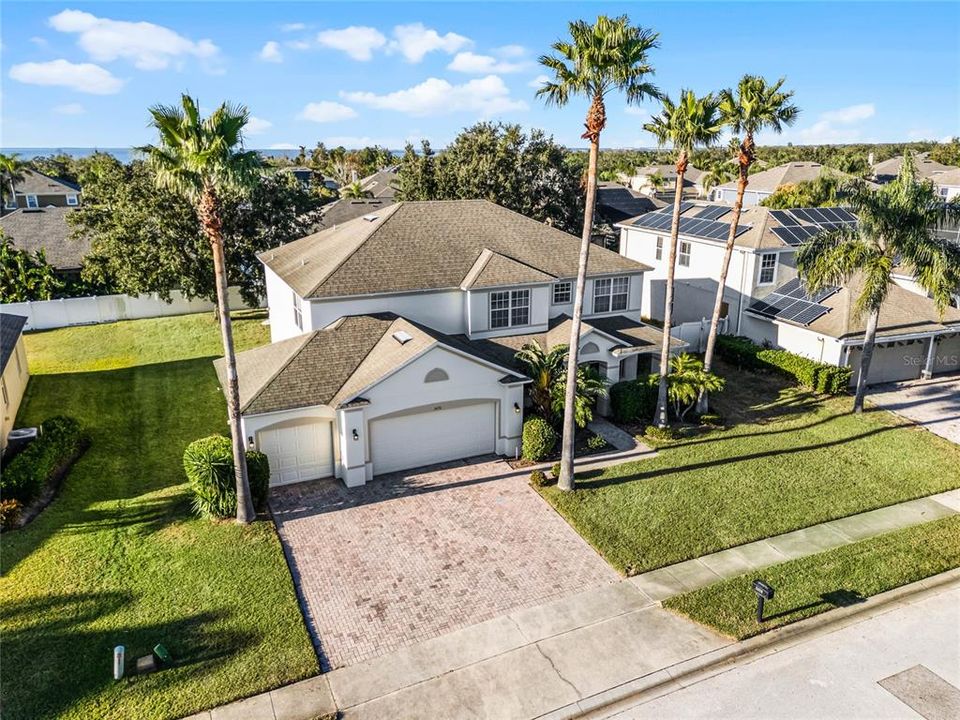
[247,435,254,448]
[352,429,359,441]
[514,403,521,414]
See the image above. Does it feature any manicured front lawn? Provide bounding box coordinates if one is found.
[664,515,960,639]
[540,364,960,575]
[1,313,318,720]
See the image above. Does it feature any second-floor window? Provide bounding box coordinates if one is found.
[593,276,629,313]
[655,236,663,260]
[66,194,79,206]
[679,241,691,267]
[759,253,778,285]
[26,195,39,209]
[553,281,572,304]
[293,291,303,330]
[490,289,530,328]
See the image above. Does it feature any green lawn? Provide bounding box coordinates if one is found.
[540,364,960,575]
[2,312,318,720]
[664,515,960,639]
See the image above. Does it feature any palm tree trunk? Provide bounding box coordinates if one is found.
[200,186,255,523]
[654,152,688,428]
[852,307,880,414]
[558,100,603,492]
[698,137,753,414]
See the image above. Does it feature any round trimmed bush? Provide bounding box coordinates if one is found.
[529,470,548,488]
[522,416,557,461]
[551,462,561,479]
[183,435,271,518]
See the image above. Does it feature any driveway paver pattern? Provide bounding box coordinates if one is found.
[868,374,960,445]
[271,456,617,669]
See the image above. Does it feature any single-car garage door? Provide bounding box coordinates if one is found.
[370,402,496,475]
[257,420,334,486]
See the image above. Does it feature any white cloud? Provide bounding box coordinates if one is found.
[447,51,525,74]
[297,101,358,123]
[9,59,123,94]
[267,143,297,150]
[342,75,527,117]
[285,39,311,51]
[495,44,526,58]
[259,40,282,63]
[245,116,272,135]
[625,106,649,117]
[316,26,386,61]
[792,103,876,144]
[281,23,306,32]
[54,102,85,115]
[388,23,471,63]
[30,36,49,48]
[48,9,219,72]
[528,74,549,89]
[821,103,875,124]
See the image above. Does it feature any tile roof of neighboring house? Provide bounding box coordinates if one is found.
[595,182,665,224]
[0,207,91,270]
[715,162,860,194]
[318,198,396,228]
[932,168,960,187]
[215,313,527,416]
[872,154,955,183]
[260,199,649,299]
[1,314,28,373]
[13,169,81,196]
[360,168,398,198]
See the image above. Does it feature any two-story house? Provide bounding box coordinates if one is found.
[4,170,81,214]
[218,199,678,488]
[618,202,960,387]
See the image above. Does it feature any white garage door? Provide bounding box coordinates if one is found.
[849,342,924,385]
[370,402,496,475]
[934,335,960,374]
[257,421,334,486]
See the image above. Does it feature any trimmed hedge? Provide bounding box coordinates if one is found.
[529,470,548,488]
[716,335,851,395]
[522,416,557,461]
[183,435,270,519]
[0,416,88,506]
[609,374,659,423]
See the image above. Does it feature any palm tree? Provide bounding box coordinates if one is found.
[537,15,660,491]
[645,171,667,196]
[0,153,27,213]
[698,76,799,414]
[698,158,735,199]
[514,342,569,419]
[340,180,371,200]
[798,154,960,414]
[139,94,261,523]
[644,90,724,427]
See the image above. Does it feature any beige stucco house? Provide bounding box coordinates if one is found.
[1,314,30,450]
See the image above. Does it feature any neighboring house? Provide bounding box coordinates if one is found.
[622,164,705,198]
[316,197,396,230]
[618,202,960,385]
[0,207,92,275]
[595,182,665,225]
[224,199,678,488]
[932,168,960,201]
[871,153,954,184]
[712,162,861,206]
[1,314,30,450]
[359,167,398,199]
[4,170,81,214]
[280,167,339,191]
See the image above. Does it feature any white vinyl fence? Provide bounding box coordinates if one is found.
[671,317,729,353]
[1,287,258,331]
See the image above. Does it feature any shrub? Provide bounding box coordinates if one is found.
[183,435,271,519]
[609,375,658,423]
[529,470,548,488]
[522,416,557,461]
[645,425,677,442]
[551,462,561,479]
[0,499,23,530]
[0,416,87,505]
[715,336,851,395]
[586,434,607,451]
[699,413,724,427]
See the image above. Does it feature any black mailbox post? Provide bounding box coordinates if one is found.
[752,579,775,622]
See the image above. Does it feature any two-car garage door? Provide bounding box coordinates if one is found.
[370,402,496,475]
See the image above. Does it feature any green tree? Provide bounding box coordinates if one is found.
[927,137,960,167]
[0,153,28,212]
[514,342,571,420]
[538,14,660,491]
[797,153,960,413]
[700,76,798,413]
[396,140,437,201]
[0,231,64,302]
[698,157,736,198]
[138,94,262,524]
[340,180,371,199]
[644,90,724,427]
[551,364,608,429]
[760,173,844,209]
[664,353,725,421]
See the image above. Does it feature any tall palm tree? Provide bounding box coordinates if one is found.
[537,15,660,491]
[0,153,27,213]
[797,154,960,413]
[698,157,735,199]
[698,76,798,413]
[139,94,261,523]
[644,90,724,427]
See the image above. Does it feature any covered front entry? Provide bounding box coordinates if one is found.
[257,420,335,485]
[369,401,496,475]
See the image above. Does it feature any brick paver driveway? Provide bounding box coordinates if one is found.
[271,456,617,670]
[868,374,960,445]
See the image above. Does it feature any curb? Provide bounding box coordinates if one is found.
[539,567,960,720]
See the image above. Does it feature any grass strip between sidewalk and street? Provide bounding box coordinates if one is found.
[663,514,960,640]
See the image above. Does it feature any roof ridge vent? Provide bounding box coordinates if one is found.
[392,330,413,345]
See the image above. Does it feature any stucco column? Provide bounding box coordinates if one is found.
[921,335,938,380]
[337,406,368,487]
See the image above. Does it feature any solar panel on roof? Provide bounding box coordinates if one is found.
[696,205,731,221]
[678,201,696,215]
[790,304,831,325]
[809,285,840,303]
[770,210,800,226]
[772,227,804,246]
[776,277,804,298]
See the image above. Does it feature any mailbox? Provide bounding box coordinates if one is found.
[752,579,775,622]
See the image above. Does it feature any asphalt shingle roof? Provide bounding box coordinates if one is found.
[318,198,396,229]
[1,314,28,373]
[260,199,649,299]
[715,162,860,194]
[0,207,91,270]
[872,154,955,183]
[13,169,81,195]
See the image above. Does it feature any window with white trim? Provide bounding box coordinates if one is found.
[553,281,572,305]
[292,291,303,330]
[490,289,530,328]
[759,253,778,285]
[655,236,663,260]
[66,194,79,206]
[679,241,691,267]
[26,195,39,209]
[593,276,629,313]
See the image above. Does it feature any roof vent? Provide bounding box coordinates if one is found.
[362,213,379,222]
[392,330,413,345]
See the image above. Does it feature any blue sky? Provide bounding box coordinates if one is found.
[2,1,958,150]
